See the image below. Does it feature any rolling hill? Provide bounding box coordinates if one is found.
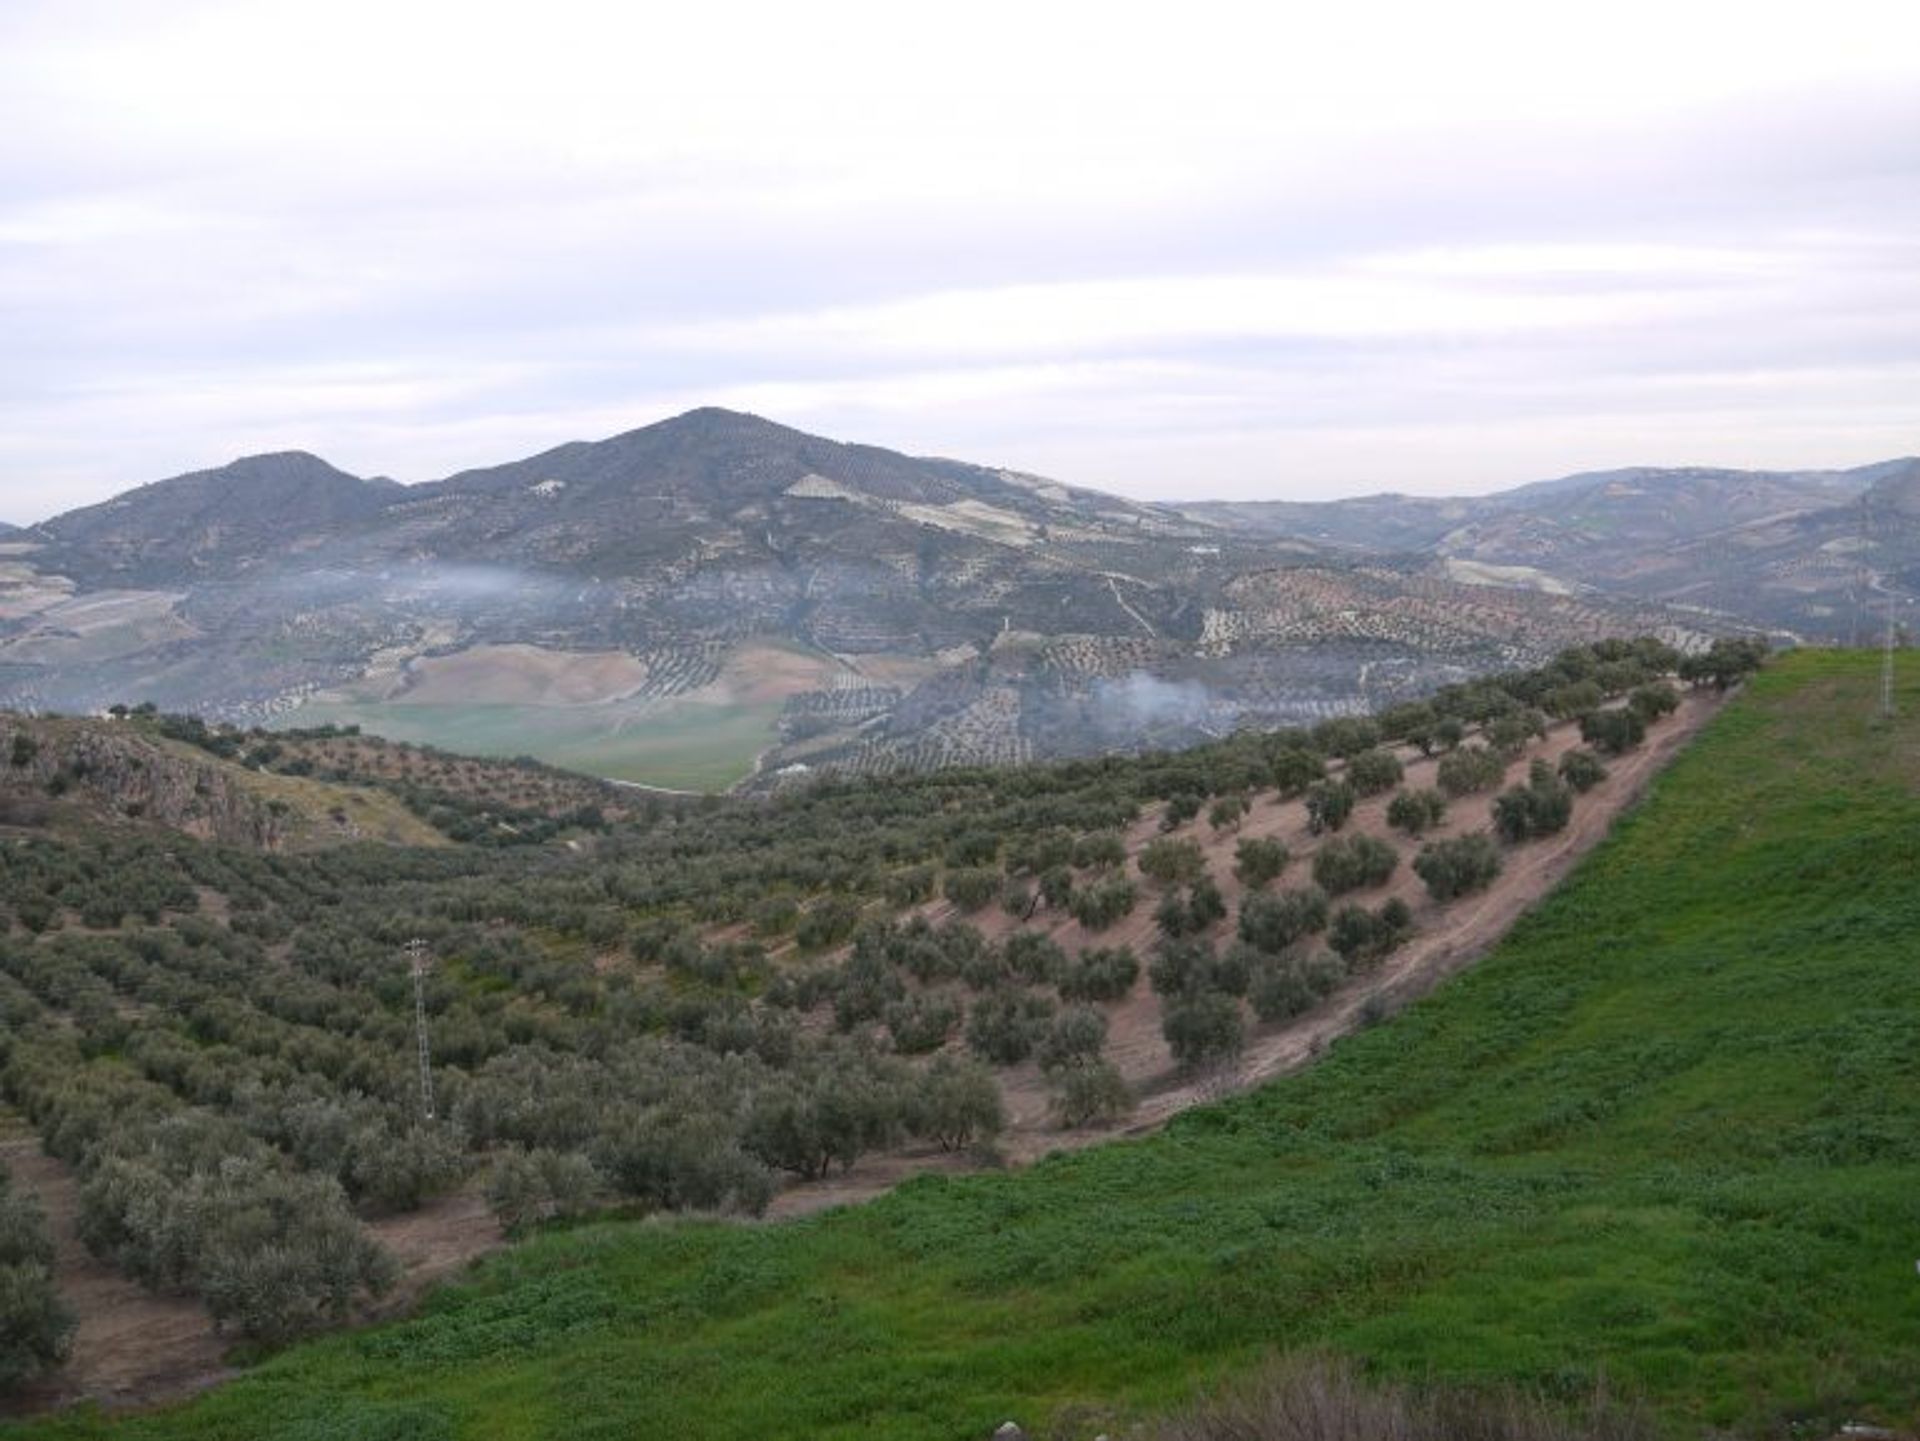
[0,411,1729,789]
[3,648,1911,1438]
[1188,458,1920,637]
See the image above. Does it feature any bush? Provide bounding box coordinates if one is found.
[1232,836,1289,889]
[964,989,1056,1066]
[1162,992,1245,1071]
[1038,1005,1109,1073]
[1138,837,1208,888]
[1249,948,1347,1022]
[1149,938,1249,999]
[1580,707,1646,756]
[1068,874,1137,931]
[1310,834,1398,895]
[1385,788,1446,836]
[1051,1060,1134,1128]
[907,1056,1004,1151]
[1070,831,1127,870]
[1557,748,1609,792]
[1414,833,1503,901]
[942,867,1003,913]
[796,894,865,949]
[1159,792,1203,831]
[883,993,961,1055]
[1003,932,1067,985]
[485,1148,603,1234]
[1344,748,1403,796]
[1328,898,1413,967]
[1628,682,1680,722]
[1490,759,1573,843]
[1437,745,1506,796]
[1304,780,1355,835]
[1154,877,1227,938]
[0,1177,70,1389]
[1238,887,1330,954]
[1269,748,1324,796]
[1208,793,1251,832]
[1058,946,1139,1003]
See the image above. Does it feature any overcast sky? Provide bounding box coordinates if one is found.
[2,0,1916,524]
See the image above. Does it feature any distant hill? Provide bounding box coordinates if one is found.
[34,451,405,587]
[0,410,1724,787]
[1188,457,1920,635]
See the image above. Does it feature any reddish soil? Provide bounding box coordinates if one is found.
[772,688,1722,1214]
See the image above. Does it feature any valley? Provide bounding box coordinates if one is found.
[1,410,1834,791]
[0,645,1910,1438]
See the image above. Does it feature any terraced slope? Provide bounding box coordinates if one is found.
[16,648,1914,1439]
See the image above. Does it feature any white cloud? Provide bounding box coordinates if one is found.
[0,0,1916,521]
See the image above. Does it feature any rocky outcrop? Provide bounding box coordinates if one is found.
[0,716,287,849]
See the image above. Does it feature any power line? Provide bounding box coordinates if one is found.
[405,937,436,1121]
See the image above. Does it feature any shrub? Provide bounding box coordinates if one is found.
[485,1148,603,1234]
[1003,931,1067,985]
[1058,946,1139,1003]
[1328,898,1413,967]
[1232,836,1289,889]
[0,1178,70,1388]
[1051,1060,1133,1128]
[1628,681,1680,722]
[1344,748,1403,796]
[942,867,1003,914]
[883,993,961,1055]
[1162,991,1246,1071]
[1558,748,1609,792]
[1490,760,1573,843]
[1238,887,1329,954]
[1070,831,1127,870]
[1304,780,1355,835]
[1154,877,1227,938]
[1139,837,1208,887]
[1437,745,1506,796]
[964,989,1056,1066]
[1269,748,1324,796]
[1310,834,1398,895]
[1249,949,1347,1022]
[907,1056,1004,1151]
[1385,788,1446,836]
[1208,793,1251,832]
[1037,1005,1109,1073]
[1414,833,1503,901]
[1160,792,1203,831]
[1068,874,1137,931]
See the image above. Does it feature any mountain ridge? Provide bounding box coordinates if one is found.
[0,410,1816,788]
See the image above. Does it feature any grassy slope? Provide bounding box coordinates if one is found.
[20,651,1920,1440]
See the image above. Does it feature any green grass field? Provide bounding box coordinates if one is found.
[26,650,1920,1439]
[272,698,784,791]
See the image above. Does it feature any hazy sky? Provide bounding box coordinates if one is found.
[2,0,1917,524]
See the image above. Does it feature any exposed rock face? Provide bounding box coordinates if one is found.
[0,718,286,849]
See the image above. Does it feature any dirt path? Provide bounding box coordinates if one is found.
[772,687,1722,1214]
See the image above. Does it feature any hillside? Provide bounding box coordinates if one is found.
[4,643,1916,1437]
[0,713,441,851]
[0,411,1727,789]
[1189,458,1920,638]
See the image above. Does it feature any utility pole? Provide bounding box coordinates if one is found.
[405,938,436,1121]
